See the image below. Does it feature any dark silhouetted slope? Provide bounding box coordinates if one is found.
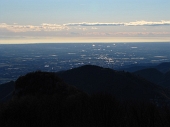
[156,62,170,73]
[14,71,84,99]
[134,68,170,88]
[119,62,170,73]
[57,65,170,101]
[161,71,170,88]
[0,71,89,127]
[1,67,170,127]
[119,65,149,72]
[0,81,14,102]
[133,68,164,84]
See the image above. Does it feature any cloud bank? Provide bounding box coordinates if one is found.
[1,20,170,43]
[0,23,69,32]
[64,20,170,26]
[1,20,170,33]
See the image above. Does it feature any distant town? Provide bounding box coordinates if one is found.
[1,43,170,84]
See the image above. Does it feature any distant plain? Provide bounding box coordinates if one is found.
[0,42,170,84]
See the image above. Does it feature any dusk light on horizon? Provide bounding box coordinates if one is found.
[0,0,170,44]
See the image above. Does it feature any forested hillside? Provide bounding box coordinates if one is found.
[0,65,170,126]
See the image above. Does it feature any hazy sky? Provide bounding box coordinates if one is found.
[0,0,170,43]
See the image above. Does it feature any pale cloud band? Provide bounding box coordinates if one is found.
[0,23,69,32]
[65,20,170,26]
[1,20,170,33]
[0,20,170,43]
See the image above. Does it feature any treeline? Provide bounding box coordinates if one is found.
[0,93,170,127]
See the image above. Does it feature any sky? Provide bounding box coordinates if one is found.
[0,0,170,44]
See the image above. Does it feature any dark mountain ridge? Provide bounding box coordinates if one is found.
[1,65,170,126]
[0,81,14,102]
[134,68,170,88]
[119,62,170,73]
[57,65,170,101]
[1,64,170,102]
[156,62,170,73]
[13,71,85,99]
[133,68,164,84]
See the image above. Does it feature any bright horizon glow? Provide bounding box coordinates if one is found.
[1,37,170,44]
[0,0,170,44]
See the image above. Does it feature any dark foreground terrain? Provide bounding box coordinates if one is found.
[0,65,170,126]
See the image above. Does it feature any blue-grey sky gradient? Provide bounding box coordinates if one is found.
[0,0,170,43]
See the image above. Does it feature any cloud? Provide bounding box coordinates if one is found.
[113,32,170,36]
[64,22,124,26]
[1,21,170,41]
[91,27,98,30]
[1,20,170,33]
[64,20,170,26]
[74,27,87,31]
[41,23,69,31]
[126,20,170,26]
[78,31,170,37]
[0,23,69,32]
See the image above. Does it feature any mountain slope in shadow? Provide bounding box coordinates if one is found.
[119,62,170,73]
[134,68,170,88]
[0,81,14,102]
[57,65,170,101]
[133,68,164,84]
[1,64,170,102]
[2,70,170,127]
[13,71,85,99]
[156,62,170,73]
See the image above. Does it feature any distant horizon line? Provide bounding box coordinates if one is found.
[0,41,170,45]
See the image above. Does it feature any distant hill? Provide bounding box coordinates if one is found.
[1,65,170,126]
[161,71,170,88]
[2,70,170,127]
[57,65,170,101]
[13,71,85,99]
[119,62,170,73]
[133,68,170,88]
[133,68,164,85]
[0,81,14,102]
[156,62,170,73]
